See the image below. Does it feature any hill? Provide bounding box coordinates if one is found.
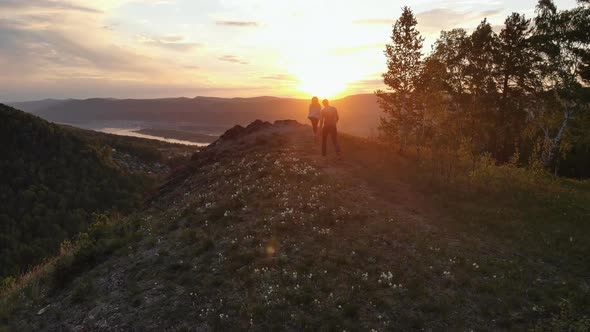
[0,104,163,279]
[1,120,589,331]
[10,94,381,137]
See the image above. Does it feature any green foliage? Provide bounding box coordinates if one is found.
[378,0,590,177]
[52,214,138,289]
[376,6,424,151]
[0,104,152,279]
[70,278,95,304]
[0,278,15,292]
[530,299,590,332]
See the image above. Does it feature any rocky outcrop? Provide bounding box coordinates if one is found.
[218,119,298,142]
[274,119,300,127]
[218,124,247,141]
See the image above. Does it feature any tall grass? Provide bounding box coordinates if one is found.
[0,213,141,319]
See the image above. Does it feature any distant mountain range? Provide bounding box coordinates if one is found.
[9,94,381,136]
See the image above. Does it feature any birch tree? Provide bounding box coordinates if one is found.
[531,0,590,169]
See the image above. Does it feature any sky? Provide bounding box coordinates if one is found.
[0,0,580,102]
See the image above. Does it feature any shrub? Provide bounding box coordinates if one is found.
[70,278,95,304]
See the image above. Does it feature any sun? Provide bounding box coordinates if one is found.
[295,66,348,99]
[287,56,365,99]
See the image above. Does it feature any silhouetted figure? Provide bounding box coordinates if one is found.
[308,96,321,135]
[319,99,341,157]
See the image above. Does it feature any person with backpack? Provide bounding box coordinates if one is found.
[319,99,341,157]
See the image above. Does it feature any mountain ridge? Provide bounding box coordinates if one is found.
[9,94,380,137]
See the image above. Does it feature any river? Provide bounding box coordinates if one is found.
[99,128,210,146]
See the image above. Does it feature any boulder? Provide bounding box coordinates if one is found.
[219,125,246,141]
[245,120,272,134]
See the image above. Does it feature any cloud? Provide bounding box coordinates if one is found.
[0,0,215,102]
[261,74,297,81]
[352,8,503,33]
[0,0,102,13]
[137,34,201,51]
[331,43,384,55]
[352,18,395,25]
[416,8,503,33]
[141,0,177,4]
[215,21,259,27]
[218,55,249,65]
[0,18,151,74]
[348,78,384,91]
[0,3,181,87]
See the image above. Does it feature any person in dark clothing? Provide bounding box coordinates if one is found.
[308,96,321,135]
[319,99,341,157]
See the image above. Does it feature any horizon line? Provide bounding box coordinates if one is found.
[5,92,376,104]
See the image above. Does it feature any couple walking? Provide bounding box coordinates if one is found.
[307,97,341,157]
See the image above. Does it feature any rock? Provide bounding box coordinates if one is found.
[37,305,50,315]
[219,125,246,141]
[219,120,273,141]
[245,119,272,133]
[274,119,300,126]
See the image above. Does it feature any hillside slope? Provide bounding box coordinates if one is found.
[0,104,154,279]
[2,120,589,331]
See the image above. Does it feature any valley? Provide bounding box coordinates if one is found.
[9,94,381,142]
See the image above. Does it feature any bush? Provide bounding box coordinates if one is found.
[52,214,129,289]
[0,278,15,294]
[70,278,95,304]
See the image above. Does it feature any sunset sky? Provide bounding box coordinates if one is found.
[0,0,579,102]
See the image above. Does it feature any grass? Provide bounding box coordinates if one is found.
[1,126,589,331]
[337,134,590,329]
[70,278,95,304]
[0,213,143,329]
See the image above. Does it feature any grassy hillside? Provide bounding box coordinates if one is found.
[1,120,589,331]
[0,104,157,280]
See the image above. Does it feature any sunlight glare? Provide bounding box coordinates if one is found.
[288,55,366,99]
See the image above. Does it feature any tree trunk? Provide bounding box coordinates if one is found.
[543,109,570,168]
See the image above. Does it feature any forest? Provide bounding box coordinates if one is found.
[0,104,153,280]
[377,0,590,178]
